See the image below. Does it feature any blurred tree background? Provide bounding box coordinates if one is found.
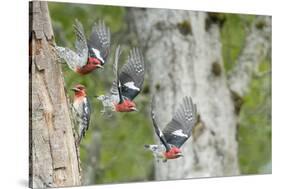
[48,2,271,185]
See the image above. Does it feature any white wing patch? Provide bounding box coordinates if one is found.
[172,129,188,138]
[124,82,140,91]
[159,129,164,137]
[92,48,105,63]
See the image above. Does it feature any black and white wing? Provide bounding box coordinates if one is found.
[151,96,171,152]
[73,19,88,66]
[82,96,91,131]
[77,97,91,144]
[162,97,197,148]
[88,20,111,65]
[55,19,88,70]
[119,48,145,101]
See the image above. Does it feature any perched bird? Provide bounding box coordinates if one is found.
[71,84,91,144]
[55,19,110,75]
[145,96,197,162]
[97,45,145,113]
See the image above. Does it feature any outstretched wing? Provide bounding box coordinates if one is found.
[55,46,85,71]
[110,45,121,95]
[119,48,145,100]
[55,19,88,70]
[151,96,171,152]
[88,20,111,64]
[163,97,197,148]
[73,19,88,67]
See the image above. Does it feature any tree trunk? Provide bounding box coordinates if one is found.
[129,9,270,180]
[29,1,81,188]
[128,9,239,180]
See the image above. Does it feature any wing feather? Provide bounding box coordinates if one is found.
[88,20,111,63]
[55,19,88,69]
[151,96,171,152]
[73,19,88,67]
[163,97,197,148]
[118,48,145,100]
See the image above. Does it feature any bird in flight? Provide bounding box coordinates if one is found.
[145,96,197,162]
[97,45,145,115]
[55,19,110,75]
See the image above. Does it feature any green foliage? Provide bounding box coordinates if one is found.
[206,13,271,174]
[98,112,154,183]
[48,2,126,47]
[238,58,271,174]
[221,14,255,72]
[221,14,271,174]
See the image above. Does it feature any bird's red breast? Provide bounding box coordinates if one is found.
[114,99,136,112]
[164,147,182,159]
[76,57,102,75]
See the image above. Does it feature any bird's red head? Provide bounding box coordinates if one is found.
[75,58,103,75]
[164,147,183,160]
[88,57,104,69]
[71,84,87,98]
[114,99,137,112]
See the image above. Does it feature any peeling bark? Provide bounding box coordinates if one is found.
[29,1,81,188]
[129,9,240,180]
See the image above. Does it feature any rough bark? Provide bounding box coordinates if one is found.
[228,16,271,97]
[29,1,81,188]
[129,9,240,180]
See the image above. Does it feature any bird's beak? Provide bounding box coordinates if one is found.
[131,107,138,112]
[96,64,104,69]
[178,153,184,157]
[71,88,79,92]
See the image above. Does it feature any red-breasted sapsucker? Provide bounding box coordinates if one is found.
[97,45,145,114]
[144,96,197,162]
[55,19,110,75]
[71,84,91,144]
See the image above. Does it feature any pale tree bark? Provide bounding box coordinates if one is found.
[29,1,81,188]
[129,9,270,180]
